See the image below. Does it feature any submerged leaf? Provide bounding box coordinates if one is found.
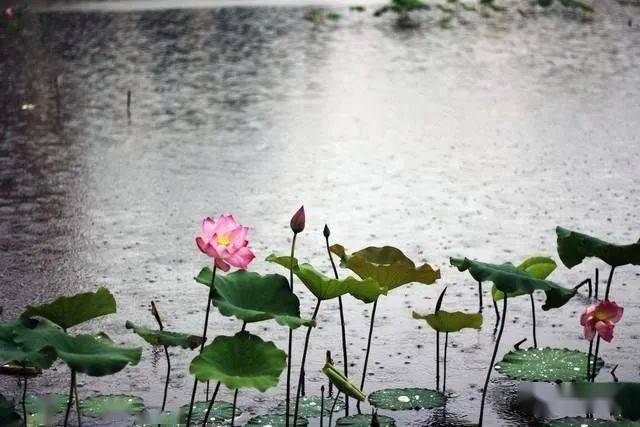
[195,268,314,328]
[266,254,386,303]
[125,321,203,349]
[80,394,144,418]
[275,395,344,418]
[450,257,575,310]
[492,256,557,301]
[20,287,116,330]
[336,414,397,426]
[368,387,446,410]
[330,245,440,291]
[322,362,367,401]
[412,310,483,333]
[22,394,68,426]
[556,227,640,268]
[190,331,286,392]
[495,347,603,383]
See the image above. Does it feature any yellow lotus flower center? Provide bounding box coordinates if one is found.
[217,235,230,246]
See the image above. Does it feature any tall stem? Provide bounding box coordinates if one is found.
[186,265,217,426]
[529,293,538,348]
[436,332,440,391]
[21,375,27,427]
[479,296,507,427]
[319,385,325,427]
[74,378,81,427]
[202,381,221,427]
[326,233,349,416]
[293,300,322,423]
[285,233,298,427]
[328,391,342,427]
[63,369,75,427]
[151,301,171,412]
[586,339,594,381]
[356,298,378,414]
[591,336,601,382]
[443,333,448,394]
[478,281,483,312]
[604,266,616,301]
[231,389,239,427]
[594,268,599,300]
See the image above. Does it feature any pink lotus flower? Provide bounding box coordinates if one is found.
[5,8,14,19]
[580,300,624,342]
[195,215,255,272]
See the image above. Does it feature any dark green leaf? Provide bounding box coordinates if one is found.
[492,256,557,301]
[545,418,639,426]
[80,394,144,418]
[245,415,308,426]
[412,310,483,333]
[0,394,21,427]
[0,318,60,369]
[125,321,203,349]
[368,387,446,410]
[336,414,397,426]
[556,227,640,268]
[275,395,344,418]
[22,394,68,426]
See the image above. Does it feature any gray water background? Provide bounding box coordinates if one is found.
[1,1,639,425]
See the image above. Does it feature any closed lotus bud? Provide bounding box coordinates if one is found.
[322,361,367,401]
[323,224,330,238]
[290,205,305,234]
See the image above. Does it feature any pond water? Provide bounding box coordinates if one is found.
[1,1,639,425]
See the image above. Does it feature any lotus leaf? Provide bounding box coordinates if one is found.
[0,318,61,369]
[336,414,397,426]
[545,418,640,427]
[195,269,314,328]
[495,347,603,383]
[245,414,308,426]
[0,394,21,427]
[412,310,483,333]
[266,254,386,303]
[560,382,640,421]
[492,256,557,301]
[450,258,575,310]
[80,394,144,418]
[190,331,286,392]
[322,361,366,401]
[330,245,440,290]
[368,387,446,410]
[125,321,203,349]
[178,401,237,425]
[556,227,640,268]
[21,394,68,426]
[20,287,116,330]
[275,395,344,418]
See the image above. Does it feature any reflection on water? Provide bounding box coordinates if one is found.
[1,3,640,425]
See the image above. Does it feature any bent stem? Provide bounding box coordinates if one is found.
[492,298,500,335]
[604,266,616,301]
[356,298,378,414]
[529,293,538,348]
[293,300,322,423]
[285,233,298,427]
[151,301,171,412]
[186,265,217,426]
[326,231,350,416]
[443,332,448,395]
[479,296,507,427]
[63,369,76,427]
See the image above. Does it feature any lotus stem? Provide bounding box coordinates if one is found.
[63,369,76,427]
[586,339,594,381]
[478,281,483,312]
[231,389,239,427]
[151,301,171,412]
[594,268,599,300]
[356,298,378,414]
[591,336,601,382]
[202,381,221,427]
[436,331,440,391]
[492,298,500,335]
[326,351,334,397]
[610,364,619,382]
[320,385,325,427]
[328,391,342,427]
[325,230,350,416]
[443,332,448,395]
[285,233,298,427]
[74,379,82,427]
[604,266,616,301]
[479,296,507,427]
[514,338,527,350]
[293,299,322,424]
[21,374,27,427]
[529,293,538,348]
[186,265,217,426]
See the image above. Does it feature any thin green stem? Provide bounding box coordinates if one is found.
[186,265,217,426]
[443,332,448,395]
[202,381,221,427]
[479,296,507,427]
[356,298,378,414]
[436,331,440,391]
[74,378,81,427]
[21,374,27,427]
[285,233,298,427]
[591,336,601,382]
[586,339,594,381]
[328,391,342,427]
[231,389,239,427]
[63,369,75,427]
[529,293,538,348]
[293,300,322,423]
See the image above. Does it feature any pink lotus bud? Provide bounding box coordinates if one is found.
[5,8,14,19]
[290,206,305,234]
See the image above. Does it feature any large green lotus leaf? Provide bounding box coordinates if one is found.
[492,256,557,301]
[80,394,144,418]
[412,310,483,333]
[450,258,575,310]
[336,414,397,426]
[495,347,603,383]
[0,318,61,369]
[190,331,286,392]
[368,387,446,410]
[323,362,367,401]
[330,245,440,291]
[275,395,344,418]
[545,418,640,426]
[178,401,237,425]
[20,287,116,330]
[125,321,203,349]
[245,414,308,426]
[0,394,21,427]
[266,254,386,303]
[556,227,640,268]
[21,394,68,426]
[195,268,314,329]
[51,332,142,377]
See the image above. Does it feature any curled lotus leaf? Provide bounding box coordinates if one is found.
[20,287,116,330]
[190,331,286,392]
[556,226,640,268]
[450,257,575,310]
[0,318,61,370]
[492,256,557,301]
[80,394,144,418]
[336,414,397,426]
[195,268,314,329]
[266,254,386,303]
[330,245,440,291]
[412,310,483,333]
[495,347,603,383]
[322,361,366,401]
[368,387,446,410]
[125,321,203,349]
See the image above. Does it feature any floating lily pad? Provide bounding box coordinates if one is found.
[495,347,603,383]
[275,395,344,418]
[560,382,640,421]
[21,394,68,426]
[21,287,116,330]
[245,414,308,426]
[80,394,144,418]
[556,227,640,268]
[336,414,397,426]
[0,394,21,427]
[125,321,203,349]
[266,254,386,303]
[190,331,286,392]
[492,256,557,301]
[368,388,446,410]
[412,310,483,333]
[178,400,237,424]
[545,417,640,426]
[195,269,314,329]
[450,258,576,310]
[330,245,440,291]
